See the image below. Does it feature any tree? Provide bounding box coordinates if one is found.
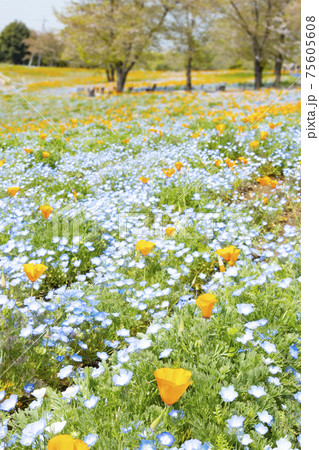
[56,0,172,92]
[270,0,300,88]
[0,21,30,64]
[24,31,64,67]
[214,0,277,89]
[167,0,211,91]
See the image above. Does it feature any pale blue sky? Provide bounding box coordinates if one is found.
[0,0,69,32]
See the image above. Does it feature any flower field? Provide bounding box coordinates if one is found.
[0,84,301,449]
[0,65,299,92]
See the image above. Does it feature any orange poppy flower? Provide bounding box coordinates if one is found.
[23,263,47,283]
[40,133,48,139]
[123,138,130,144]
[215,123,226,134]
[174,161,183,171]
[24,148,33,154]
[0,159,5,166]
[216,245,240,266]
[263,197,269,204]
[139,177,150,184]
[217,254,225,273]
[165,227,176,237]
[154,368,193,405]
[214,159,221,167]
[238,157,248,164]
[135,240,155,256]
[42,151,50,158]
[162,168,175,178]
[7,187,20,197]
[196,293,218,318]
[260,131,268,140]
[250,140,259,149]
[48,435,89,450]
[39,205,53,219]
[225,158,235,170]
[257,176,271,186]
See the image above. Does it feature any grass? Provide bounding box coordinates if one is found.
[0,82,300,449]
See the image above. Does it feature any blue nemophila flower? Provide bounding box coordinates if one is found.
[57,365,74,379]
[91,364,105,378]
[0,394,18,412]
[180,439,210,449]
[159,348,173,359]
[269,365,282,374]
[139,439,157,450]
[268,376,281,386]
[62,385,80,400]
[168,409,184,419]
[71,353,82,362]
[248,385,267,398]
[117,328,130,337]
[157,431,175,447]
[84,395,99,408]
[277,277,292,288]
[97,351,109,360]
[226,415,245,429]
[257,410,273,425]
[294,391,301,403]
[113,369,133,386]
[0,391,5,402]
[238,434,253,445]
[259,341,277,354]
[289,344,299,359]
[0,420,8,440]
[45,420,67,434]
[236,303,254,315]
[274,437,293,449]
[84,433,99,446]
[254,422,268,435]
[219,385,238,402]
[24,383,34,394]
[20,418,46,446]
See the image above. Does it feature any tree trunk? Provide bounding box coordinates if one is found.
[115,65,127,93]
[28,54,34,66]
[37,53,42,67]
[254,57,263,89]
[185,55,192,91]
[110,64,115,82]
[274,52,283,88]
[106,65,115,82]
[106,68,112,83]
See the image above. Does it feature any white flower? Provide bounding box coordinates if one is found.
[236,303,254,315]
[159,348,173,359]
[260,341,277,354]
[226,415,245,428]
[112,369,133,386]
[219,386,238,402]
[248,385,267,398]
[257,410,273,425]
[57,365,74,379]
[84,433,99,446]
[62,385,80,400]
[275,437,293,449]
[20,418,46,446]
[32,388,46,399]
[255,423,268,435]
[0,394,18,412]
[45,420,67,434]
[84,395,99,409]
